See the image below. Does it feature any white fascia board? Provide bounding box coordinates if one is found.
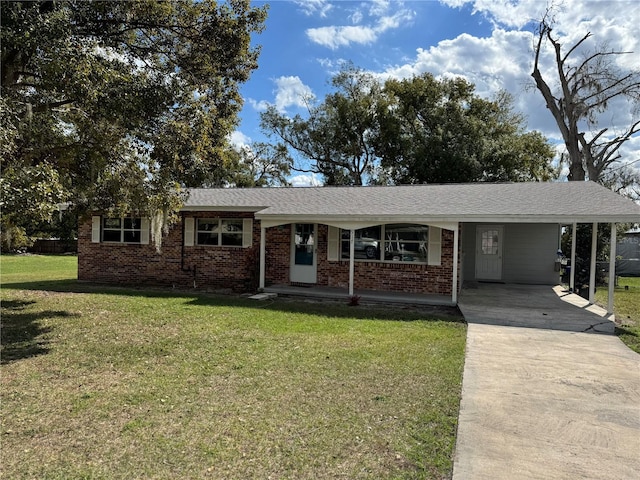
[257,215,459,231]
[455,214,640,224]
[180,205,266,213]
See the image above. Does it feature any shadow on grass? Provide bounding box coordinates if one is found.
[1,279,464,323]
[1,299,79,365]
[615,326,640,354]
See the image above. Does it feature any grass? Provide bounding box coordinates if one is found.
[1,255,466,479]
[595,276,640,354]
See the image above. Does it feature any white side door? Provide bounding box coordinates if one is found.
[475,225,503,281]
[290,223,317,283]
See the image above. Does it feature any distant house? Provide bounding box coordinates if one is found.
[616,224,640,277]
[78,182,640,306]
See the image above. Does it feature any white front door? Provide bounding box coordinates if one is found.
[290,223,317,283]
[475,225,503,281]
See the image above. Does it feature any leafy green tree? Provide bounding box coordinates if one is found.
[261,66,556,185]
[1,0,267,246]
[260,65,384,185]
[378,75,556,184]
[229,143,292,187]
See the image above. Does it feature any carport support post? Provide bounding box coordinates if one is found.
[259,225,266,290]
[589,222,597,303]
[608,223,617,314]
[570,222,577,292]
[348,229,355,296]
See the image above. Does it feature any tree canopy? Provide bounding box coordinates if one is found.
[261,66,556,186]
[1,0,267,247]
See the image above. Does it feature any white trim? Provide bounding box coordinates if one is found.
[327,226,340,261]
[184,217,194,247]
[91,216,101,243]
[140,217,150,245]
[259,225,266,290]
[242,219,253,247]
[452,225,459,304]
[589,222,597,303]
[348,229,355,296]
[256,214,640,226]
[608,223,616,314]
[570,222,577,291]
[428,227,442,266]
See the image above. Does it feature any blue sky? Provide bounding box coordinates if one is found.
[231,0,640,186]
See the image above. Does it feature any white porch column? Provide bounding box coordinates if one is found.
[608,223,617,314]
[589,222,597,303]
[570,222,577,292]
[452,224,459,304]
[259,225,266,290]
[348,229,355,296]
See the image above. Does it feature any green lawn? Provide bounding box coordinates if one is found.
[1,255,466,479]
[595,276,640,354]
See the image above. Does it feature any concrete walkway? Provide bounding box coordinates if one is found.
[454,284,640,480]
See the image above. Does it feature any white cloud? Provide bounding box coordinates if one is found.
[306,2,415,50]
[289,173,323,187]
[273,76,315,113]
[228,130,252,149]
[293,0,332,18]
[247,98,270,112]
[307,25,377,49]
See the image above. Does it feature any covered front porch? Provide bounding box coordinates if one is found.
[263,284,455,306]
[256,219,461,305]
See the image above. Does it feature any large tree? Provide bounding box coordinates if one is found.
[378,75,556,184]
[261,66,556,185]
[260,65,382,185]
[1,0,266,247]
[531,15,640,183]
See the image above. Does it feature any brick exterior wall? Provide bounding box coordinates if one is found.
[79,214,458,297]
[78,212,261,292]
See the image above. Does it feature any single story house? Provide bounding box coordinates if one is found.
[78,182,640,311]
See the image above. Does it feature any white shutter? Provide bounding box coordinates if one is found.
[140,217,150,245]
[428,226,442,266]
[91,216,101,243]
[184,217,195,246]
[327,226,340,261]
[242,219,253,247]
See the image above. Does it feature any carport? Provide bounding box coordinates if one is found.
[458,283,615,333]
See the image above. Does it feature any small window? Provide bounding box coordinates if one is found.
[196,219,245,246]
[102,217,142,243]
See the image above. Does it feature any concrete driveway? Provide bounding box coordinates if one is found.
[454,284,640,480]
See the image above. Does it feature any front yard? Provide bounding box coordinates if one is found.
[0,255,466,479]
[596,276,640,353]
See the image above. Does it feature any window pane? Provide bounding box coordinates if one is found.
[482,230,499,255]
[197,232,218,245]
[221,219,242,233]
[103,230,121,242]
[197,219,219,232]
[221,233,242,246]
[341,226,381,260]
[384,224,428,263]
[123,218,140,230]
[124,230,141,243]
[103,218,121,229]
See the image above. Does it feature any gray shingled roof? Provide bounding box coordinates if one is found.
[183,182,640,223]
